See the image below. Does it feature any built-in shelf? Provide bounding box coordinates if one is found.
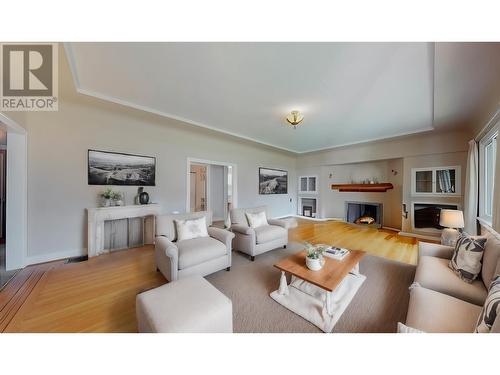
[331,183,394,192]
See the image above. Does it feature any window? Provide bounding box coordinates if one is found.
[480,129,498,223]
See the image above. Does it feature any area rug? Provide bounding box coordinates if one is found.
[205,243,416,333]
[270,273,366,332]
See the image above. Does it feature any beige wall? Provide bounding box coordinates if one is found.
[1,46,297,264]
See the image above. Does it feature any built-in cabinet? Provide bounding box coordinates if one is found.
[411,166,461,197]
[299,175,318,194]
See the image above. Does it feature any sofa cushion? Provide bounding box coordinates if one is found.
[475,275,500,333]
[177,237,227,270]
[246,211,268,228]
[230,206,269,226]
[449,233,487,283]
[480,225,500,288]
[254,225,287,244]
[415,256,487,306]
[406,286,482,333]
[156,211,212,241]
[175,216,209,241]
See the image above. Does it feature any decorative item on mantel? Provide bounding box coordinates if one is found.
[136,187,150,205]
[100,188,124,207]
[331,183,393,192]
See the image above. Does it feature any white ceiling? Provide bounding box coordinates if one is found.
[66,42,500,153]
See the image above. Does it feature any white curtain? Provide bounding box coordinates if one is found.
[492,137,500,233]
[464,140,479,234]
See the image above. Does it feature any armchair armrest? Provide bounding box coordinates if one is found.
[231,225,255,235]
[268,218,296,229]
[208,227,235,249]
[154,236,179,281]
[418,241,454,260]
[155,236,179,259]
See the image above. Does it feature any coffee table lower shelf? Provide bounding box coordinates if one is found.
[270,270,366,333]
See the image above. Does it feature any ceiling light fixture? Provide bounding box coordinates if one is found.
[286,110,304,129]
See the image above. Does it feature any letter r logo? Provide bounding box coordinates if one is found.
[2,44,53,96]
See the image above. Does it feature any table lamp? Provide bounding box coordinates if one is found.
[439,209,464,246]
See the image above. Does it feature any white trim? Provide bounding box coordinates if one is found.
[478,123,498,222]
[0,114,27,271]
[382,226,401,232]
[186,157,237,216]
[477,216,493,229]
[64,44,435,155]
[398,231,440,241]
[411,165,462,197]
[25,248,84,266]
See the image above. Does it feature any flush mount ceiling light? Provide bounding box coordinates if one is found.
[285,110,304,129]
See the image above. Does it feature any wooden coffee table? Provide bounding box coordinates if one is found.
[273,249,366,317]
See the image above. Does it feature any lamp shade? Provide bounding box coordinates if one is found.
[439,209,464,229]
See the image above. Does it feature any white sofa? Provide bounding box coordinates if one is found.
[406,225,500,332]
[230,206,295,261]
[155,211,235,282]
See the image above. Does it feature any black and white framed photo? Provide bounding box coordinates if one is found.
[259,167,288,194]
[88,149,156,186]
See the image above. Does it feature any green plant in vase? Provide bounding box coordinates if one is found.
[101,188,115,207]
[304,242,327,271]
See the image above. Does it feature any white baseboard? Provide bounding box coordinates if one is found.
[398,231,440,241]
[382,226,402,232]
[25,248,85,266]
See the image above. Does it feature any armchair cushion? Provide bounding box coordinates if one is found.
[254,225,287,244]
[415,256,487,306]
[177,237,227,270]
[480,224,500,288]
[245,211,268,228]
[174,216,209,241]
[230,206,269,226]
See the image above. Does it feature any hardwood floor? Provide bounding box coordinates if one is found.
[0,219,426,333]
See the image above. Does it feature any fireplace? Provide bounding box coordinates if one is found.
[299,197,317,218]
[346,201,382,228]
[413,203,459,230]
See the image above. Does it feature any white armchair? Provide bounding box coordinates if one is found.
[230,206,296,261]
[155,211,235,281]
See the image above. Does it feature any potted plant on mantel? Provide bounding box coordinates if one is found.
[305,242,327,271]
[101,188,115,207]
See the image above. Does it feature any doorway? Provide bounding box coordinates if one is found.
[187,158,237,228]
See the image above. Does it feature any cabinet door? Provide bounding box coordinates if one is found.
[435,168,456,194]
[308,177,316,192]
[300,177,308,192]
[415,170,433,193]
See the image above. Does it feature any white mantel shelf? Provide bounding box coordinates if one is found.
[87,204,161,257]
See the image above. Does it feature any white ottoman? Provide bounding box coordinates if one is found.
[136,275,233,333]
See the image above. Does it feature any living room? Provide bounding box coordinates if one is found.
[1,2,500,375]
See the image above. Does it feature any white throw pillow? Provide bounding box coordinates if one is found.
[397,322,424,333]
[175,216,209,241]
[246,211,268,228]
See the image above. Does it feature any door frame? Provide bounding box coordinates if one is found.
[0,113,28,270]
[186,157,237,217]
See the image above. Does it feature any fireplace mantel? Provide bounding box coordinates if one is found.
[87,204,161,257]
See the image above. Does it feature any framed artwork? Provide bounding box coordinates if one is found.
[259,167,288,194]
[88,149,156,186]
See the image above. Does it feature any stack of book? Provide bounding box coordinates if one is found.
[323,246,350,261]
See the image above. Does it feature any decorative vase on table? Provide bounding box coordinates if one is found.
[305,242,326,271]
[306,255,325,271]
